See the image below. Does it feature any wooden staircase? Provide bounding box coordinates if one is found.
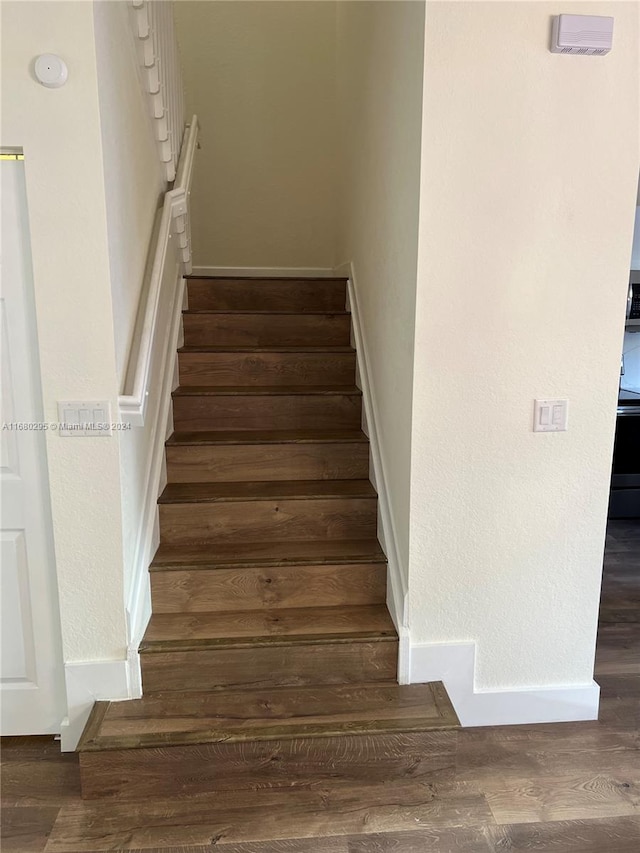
[78,276,459,799]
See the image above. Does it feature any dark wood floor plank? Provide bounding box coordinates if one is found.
[216,841,349,853]
[78,732,457,799]
[0,737,81,806]
[481,772,639,824]
[488,814,640,851]
[0,806,60,852]
[595,624,640,676]
[346,826,495,852]
[455,724,640,784]
[49,777,484,849]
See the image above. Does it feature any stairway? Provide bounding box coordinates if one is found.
[78,276,459,799]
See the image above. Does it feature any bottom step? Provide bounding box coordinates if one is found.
[78,682,459,799]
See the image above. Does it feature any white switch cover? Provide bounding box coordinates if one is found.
[533,399,569,432]
[57,401,112,436]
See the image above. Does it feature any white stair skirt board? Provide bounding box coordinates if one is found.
[125,277,187,702]
[191,266,336,278]
[409,641,600,727]
[335,260,410,683]
[60,660,130,752]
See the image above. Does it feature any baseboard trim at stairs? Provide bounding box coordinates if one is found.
[336,261,410,681]
[190,265,336,279]
[409,641,600,727]
[60,659,130,752]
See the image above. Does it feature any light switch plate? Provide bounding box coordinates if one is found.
[534,399,569,432]
[57,401,112,436]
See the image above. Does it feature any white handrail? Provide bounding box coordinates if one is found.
[119,116,199,425]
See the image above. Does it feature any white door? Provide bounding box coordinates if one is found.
[0,157,66,734]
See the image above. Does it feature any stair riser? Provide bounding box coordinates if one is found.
[178,351,356,387]
[79,730,455,799]
[172,394,362,432]
[150,563,387,613]
[187,279,347,312]
[183,313,351,347]
[166,442,370,482]
[140,640,398,693]
[159,498,378,545]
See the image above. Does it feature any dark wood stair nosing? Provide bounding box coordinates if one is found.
[172,385,363,397]
[183,309,351,316]
[158,480,377,505]
[185,275,349,282]
[139,628,398,654]
[165,429,369,447]
[177,345,356,353]
[149,547,387,573]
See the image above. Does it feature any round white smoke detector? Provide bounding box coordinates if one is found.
[34,54,68,88]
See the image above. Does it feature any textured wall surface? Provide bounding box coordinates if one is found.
[410,1,639,690]
[335,0,426,584]
[174,0,337,268]
[94,0,165,381]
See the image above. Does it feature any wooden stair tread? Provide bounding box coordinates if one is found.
[140,605,397,651]
[150,539,386,571]
[183,309,351,316]
[159,479,377,504]
[166,429,368,446]
[78,682,458,751]
[185,275,349,282]
[178,346,355,353]
[173,385,362,397]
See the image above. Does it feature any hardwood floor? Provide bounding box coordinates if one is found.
[2,520,639,852]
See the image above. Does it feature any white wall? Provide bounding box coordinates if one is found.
[1,1,128,666]
[335,1,425,594]
[410,2,639,699]
[174,0,337,269]
[93,0,165,380]
[92,0,169,622]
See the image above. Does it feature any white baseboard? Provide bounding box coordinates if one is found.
[336,261,409,679]
[60,659,130,751]
[191,265,336,278]
[410,641,600,727]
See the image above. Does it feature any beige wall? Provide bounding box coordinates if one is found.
[1,1,128,663]
[92,0,168,615]
[174,0,337,269]
[336,1,426,586]
[93,0,165,380]
[410,1,639,690]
